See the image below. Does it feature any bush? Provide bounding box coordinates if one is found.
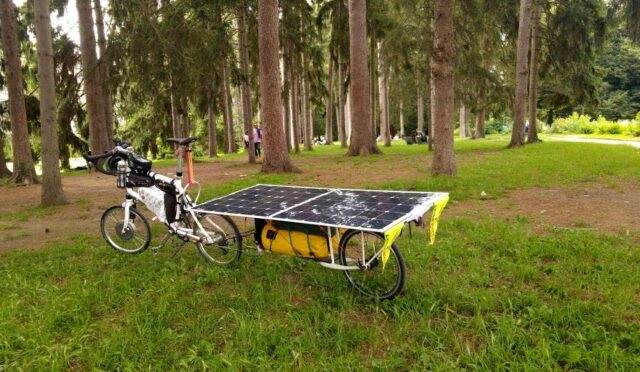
[547,112,592,134]
[595,116,622,135]
[548,113,639,136]
[629,113,640,137]
[485,117,512,134]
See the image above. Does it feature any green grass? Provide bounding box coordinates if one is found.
[2,137,640,369]
[1,219,638,369]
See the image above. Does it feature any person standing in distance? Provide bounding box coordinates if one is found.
[253,123,263,158]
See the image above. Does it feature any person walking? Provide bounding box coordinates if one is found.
[243,132,249,149]
[253,124,263,158]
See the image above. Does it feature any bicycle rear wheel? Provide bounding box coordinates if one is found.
[338,230,406,300]
[194,214,242,265]
[100,206,151,254]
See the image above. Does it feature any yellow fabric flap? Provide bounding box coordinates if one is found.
[381,222,404,270]
[429,194,450,245]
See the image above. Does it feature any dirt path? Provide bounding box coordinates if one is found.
[449,181,640,235]
[548,136,640,149]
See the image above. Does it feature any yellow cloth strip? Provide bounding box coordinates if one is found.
[381,222,404,270]
[429,194,450,245]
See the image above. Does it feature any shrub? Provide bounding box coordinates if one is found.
[595,116,622,135]
[549,113,639,136]
[548,113,593,134]
[628,113,640,137]
[485,117,512,135]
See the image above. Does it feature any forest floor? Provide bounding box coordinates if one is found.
[1,137,639,369]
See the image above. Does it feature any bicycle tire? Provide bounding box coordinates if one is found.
[195,214,242,265]
[338,229,406,300]
[100,205,151,254]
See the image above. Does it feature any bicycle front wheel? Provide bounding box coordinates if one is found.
[194,214,242,265]
[338,230,406,300]
[100,206,151,254]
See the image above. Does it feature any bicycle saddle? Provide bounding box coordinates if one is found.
[166,137,198,146]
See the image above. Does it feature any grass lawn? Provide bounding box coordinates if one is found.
[1,138,639,369]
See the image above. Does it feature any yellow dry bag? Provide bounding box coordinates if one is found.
[257,220,339,259]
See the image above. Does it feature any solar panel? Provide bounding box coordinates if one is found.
[193,184,448,232]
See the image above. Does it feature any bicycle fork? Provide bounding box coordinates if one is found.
[121,198,135,234]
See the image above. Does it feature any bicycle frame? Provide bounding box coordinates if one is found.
[117,143,217,246]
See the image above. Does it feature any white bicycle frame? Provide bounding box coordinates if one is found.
[116,144,223,246]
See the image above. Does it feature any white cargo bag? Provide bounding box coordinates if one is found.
[139,186,167,223]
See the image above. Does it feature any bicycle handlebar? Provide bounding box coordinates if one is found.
[82,150,114,162]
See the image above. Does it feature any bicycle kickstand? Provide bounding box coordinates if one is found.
[170,240,188,259]
[151,232,173,252]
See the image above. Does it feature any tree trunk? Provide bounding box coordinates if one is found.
[474,109,486,139]
[34,0,66,204]
[169,75,180,138]
[385,67,391,141]
[509,0,533,148]
[325,58,335,145]
[181,111,190,138]
[283,46,292,151]
[370,34,377,142]
[431,0,457,176]
[305,71,313,149]
[300,57,312,151]
[238,1,256,163]
[222,58,236,153]
[465,106,471,136]
[258,0,298,173]
[417,85,424,132]
[0,133,11,177]
[337,56,347,148]
[399,100,405,138]
[207,90,218,157]
[291,67,301,153]
[527,0,541,144]
[77,0,110,155]
[346,0,380,156]
[0,0,38,184]
[93,0,114,144]
[346,91,352,141]
[428,77,434,151]
[377,42,391,146]
[459,101,467,138]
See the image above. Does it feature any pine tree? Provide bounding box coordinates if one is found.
[0,0,38,184]
[258,0,298,173]
[346,0,380,156]
[77,0,110,155]
[509,0,533,148]
[34,0,66,205]
[431,0,457,176]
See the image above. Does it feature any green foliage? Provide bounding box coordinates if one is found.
[547,112,640,136]
[484,117,512,135]
[592,31,640,120]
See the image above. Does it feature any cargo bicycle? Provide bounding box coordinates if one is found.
[83,137,242,265]
[85,138,449,300]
